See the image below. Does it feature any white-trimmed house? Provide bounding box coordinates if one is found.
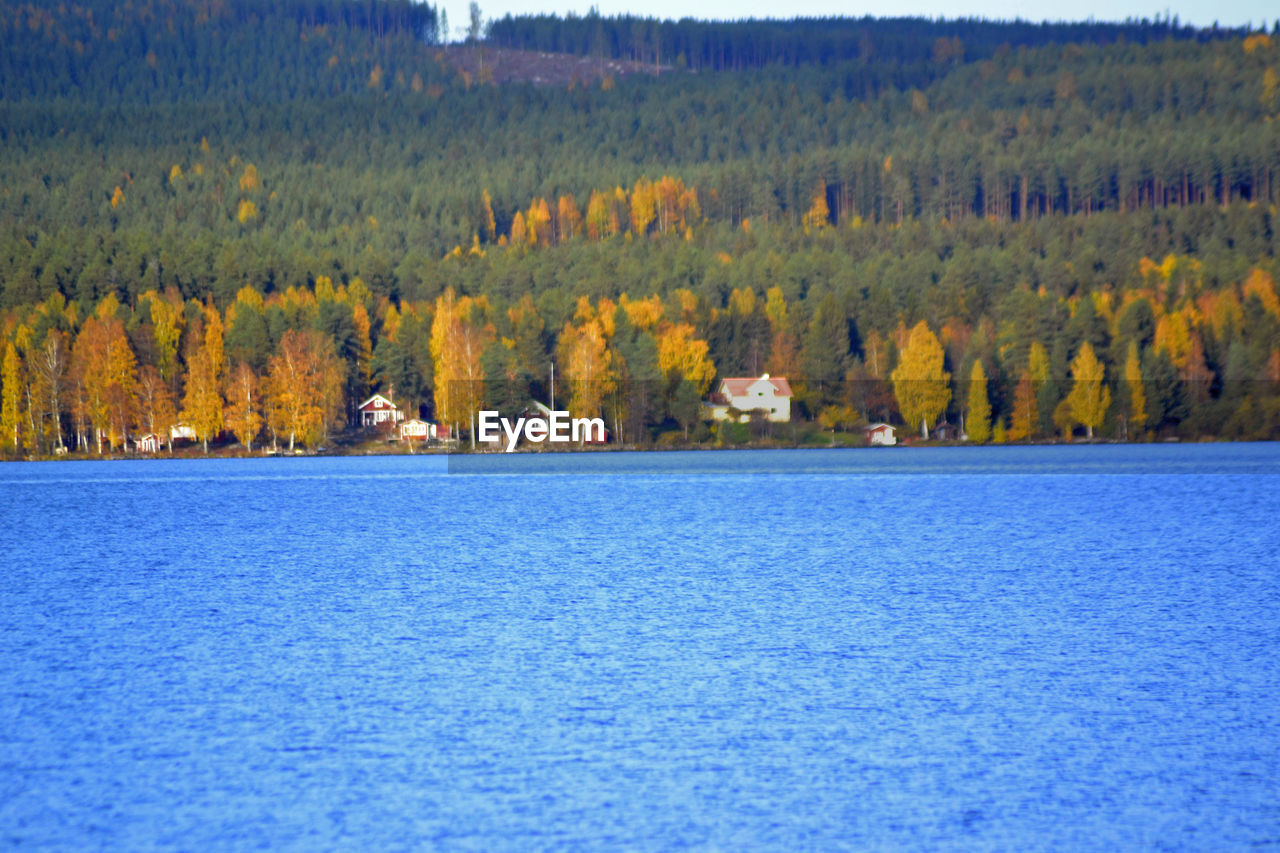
[705,374,793,423]
[866,423,897,446]
[358,393,405,427]
[135,433,162,453]
[400,418,431,441]
[399,418,450,442]
[170,423,197,443]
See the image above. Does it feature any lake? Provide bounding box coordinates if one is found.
[2,444,1279,849]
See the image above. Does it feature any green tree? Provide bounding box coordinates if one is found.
[670,378,702,440]
[801,292,851,409]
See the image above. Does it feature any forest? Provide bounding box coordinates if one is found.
[1,0,1279,455]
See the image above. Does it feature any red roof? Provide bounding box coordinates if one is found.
[719,375,792,398]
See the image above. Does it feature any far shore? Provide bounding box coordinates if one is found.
[3,432,1244,463]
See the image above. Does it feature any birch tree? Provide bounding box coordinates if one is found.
[891,320,951,439]
[1067,341,1110,439]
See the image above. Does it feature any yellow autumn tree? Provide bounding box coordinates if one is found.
[966,359,991,443]
[559,318,615,423]
[1008,370,1038,441]
[1066,341,1110,439]
[526,197,552,247]
[620,294,664,331]
[352,302,375,391]
[1028,340,1050,382]
[224,361,262,452]
[891,321,951,439]
[802,182,830,232]
[1123,340,1147,438]
[71,316,112,453]
[239,163,259,192]
[652,176,695,234]
[1154,310,1193,371]
[728,287,756,317]
[585,189,621,241]
[1263,67,1280,114]
[135,365,177,451]
[481,189,497,242]
[1242,268,1280,317]
[104,332,138,451]
[764,286,802,378]
[556,194,582,243]
[30,327,70,453]
[204,301,225,383]
[509,210,528,249]
[265,329,343,451]
[182,345,223,453]
[1,341,22,454]
[862,329,890,379]
[148,289,184,383]
[430,289,487,447]
[630,177,656,236]
[656,323,716,394]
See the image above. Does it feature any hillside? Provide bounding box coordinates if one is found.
[1,0,1279,453]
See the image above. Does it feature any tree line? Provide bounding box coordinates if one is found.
[3,256,1279,457]
[485,13,1256,72]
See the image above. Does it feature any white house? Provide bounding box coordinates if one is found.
[358,393,404,427]
[705,374,793,423]
[400,418,451,442]
[400,418,431,441]
[170,423,196,442]
[866,423,897,446]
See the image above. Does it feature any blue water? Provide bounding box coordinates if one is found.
[2,444,1279,849]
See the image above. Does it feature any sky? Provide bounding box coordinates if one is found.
[435,0,1278,39]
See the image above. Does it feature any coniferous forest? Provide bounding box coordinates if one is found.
[2,0,1280,454]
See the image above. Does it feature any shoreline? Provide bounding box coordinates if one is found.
[1,434,1251,463]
